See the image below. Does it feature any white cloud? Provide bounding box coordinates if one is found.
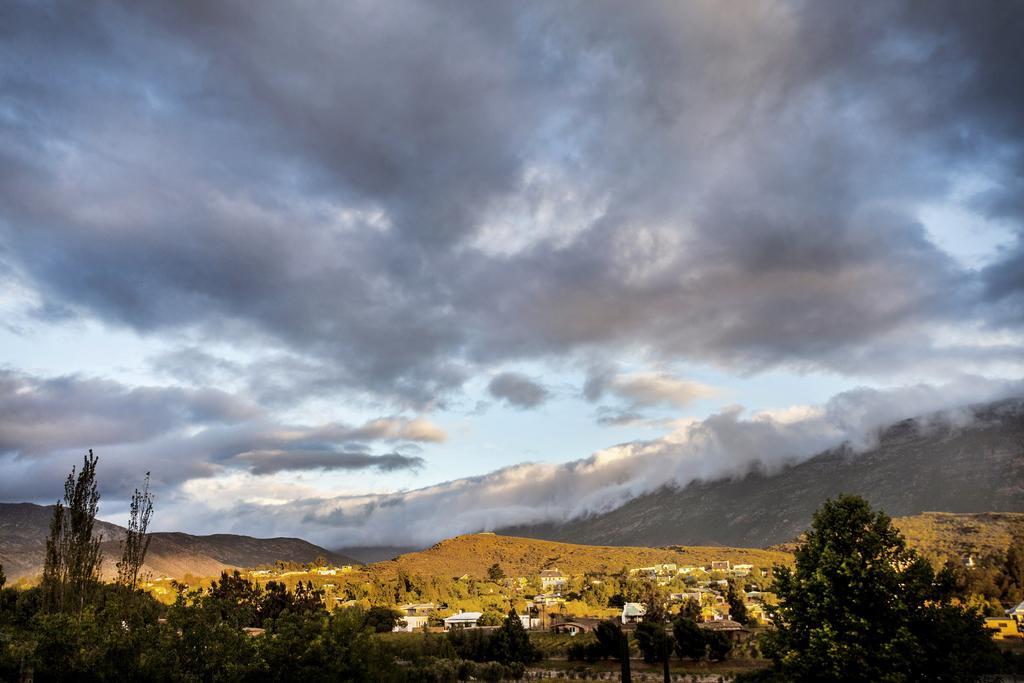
[164,376,1024,547]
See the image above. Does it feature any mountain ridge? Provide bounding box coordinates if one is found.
[500,398,1024,548]
[0,502,359,581]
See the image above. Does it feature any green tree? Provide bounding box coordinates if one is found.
[635,621,674,682]
[763,494,1002,682]
[42,450,104,614]
[672,617,706,661]
[477,609,505,626]
[487,562,506,582]
[726,578,749,625]
[677,597,701,621]
[1001,536,1024,604]
[489,608,540,664]
[117,472,154,590]
[705,630,733,661]
[0,562,5,591]
[594,619,628,660]
[639,580,668,623]
[205,570,263,627]
[364,605,403,632]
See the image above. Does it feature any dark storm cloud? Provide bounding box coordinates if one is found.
[1,0,1022,407]
[486,372,549,409]
[0,369,443,500]
[236,450,424,476]
[0,369,258,455]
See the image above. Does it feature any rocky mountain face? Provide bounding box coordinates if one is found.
[501,399,1024,549]
[0,502,358,581]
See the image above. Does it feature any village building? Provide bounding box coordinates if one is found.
[985,617,1021,640]
[1008,600,1024,624]
[710,560,731,572]
[443,612,483,631]
[518,614,541,630]
[698,619,751,643]
[731,563,754,576]
[621,602,646,624]
[540,569,567,590]
[670,591,702,603]
[552,621,590,636]
[394,615,430,632]
[398,602,436,616]
[530,592,565,607]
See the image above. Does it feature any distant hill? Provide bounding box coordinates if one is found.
[501,399,1024,549]
[892,511,1024,563]
[369,532,791,579]
[0,502,359,581]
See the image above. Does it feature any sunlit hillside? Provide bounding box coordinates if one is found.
[370,532,792,578]
[894,511,1024,563]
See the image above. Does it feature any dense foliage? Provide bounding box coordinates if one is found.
[762,495,1005,682]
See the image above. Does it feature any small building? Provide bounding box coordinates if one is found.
[732,563,754,576]
[444,612,483,631]
[552,621,590,636]
[399,602,436,616]
[621,602,646,624]
[518,614,541,630]
[670,591,702,603]
[540,569,567,590]
[985,617,1021,640]
[698,619,750,642]
[710,561,731,572]
[1008,601,1024,624]
[531,592,565,607]
[394,615,430,632]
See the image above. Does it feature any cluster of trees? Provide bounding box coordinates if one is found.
[939,537,1024,614]
[0,451,544,682]
[4,450,1024,682]
[567,614,734,678]
[757,495,1018,682]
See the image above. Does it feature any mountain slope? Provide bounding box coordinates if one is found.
[370,532,791,579]
[892,511,1024,563]
[502,399,1024,548]
[0,503,358,581]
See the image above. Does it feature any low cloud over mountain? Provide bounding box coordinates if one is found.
[169,379,1024,547]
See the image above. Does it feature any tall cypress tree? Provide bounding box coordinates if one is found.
[42,450,104,613]
[117,472,154,590]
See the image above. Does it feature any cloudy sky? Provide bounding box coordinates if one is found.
[1,0,1023,547]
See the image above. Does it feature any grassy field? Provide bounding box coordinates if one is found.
[379,630,772,680]
[370,532,793,579]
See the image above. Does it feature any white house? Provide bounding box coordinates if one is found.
[621,602,646,624]
[1007,601,1024,624]
[393,615,430,632]
[518,614,541,630]
[540,569,567,590]
[443,612,483,631]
